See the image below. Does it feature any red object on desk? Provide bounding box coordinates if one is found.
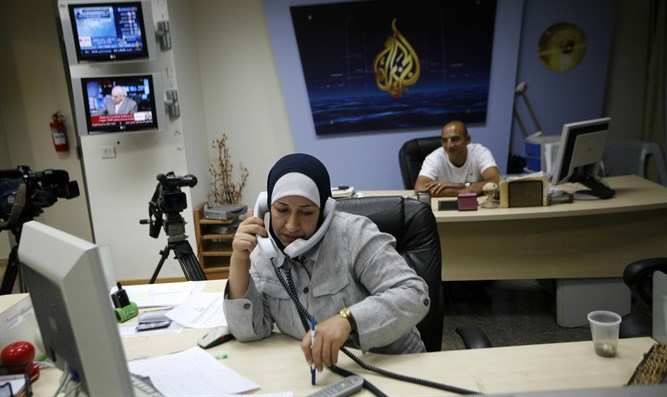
[457,192,478,211]
[1,341,40,381]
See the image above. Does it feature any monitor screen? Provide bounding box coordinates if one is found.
[19,221,134,396]
[81,75,158,133]
[551,117,614,199]
[69,2,149,62]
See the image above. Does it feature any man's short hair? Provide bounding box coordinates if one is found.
[111,85,127,97]
[442,120,469,138]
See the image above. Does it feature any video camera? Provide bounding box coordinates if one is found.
[0,166,79,232]
[140,172,197,239]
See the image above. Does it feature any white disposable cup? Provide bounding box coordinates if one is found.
[587,310,622,357]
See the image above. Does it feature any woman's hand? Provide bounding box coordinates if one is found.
[228,214,268,298]
[300,314,352,371]
[231,215,268,260]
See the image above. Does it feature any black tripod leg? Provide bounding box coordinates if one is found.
[174,241,207,281]
[0,247,19,295]
[149,246,172,284]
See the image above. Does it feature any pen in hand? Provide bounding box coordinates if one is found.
[310,317,317,385]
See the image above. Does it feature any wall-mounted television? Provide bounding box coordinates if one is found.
[67,1,149,62]
[80,74,158,133]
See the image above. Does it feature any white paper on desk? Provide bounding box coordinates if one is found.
[0,375,26,397]
[165,292,226,329]
[113,283,203,308]
[128,346,259,396]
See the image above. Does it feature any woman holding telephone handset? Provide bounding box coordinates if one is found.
[224,153,430,374]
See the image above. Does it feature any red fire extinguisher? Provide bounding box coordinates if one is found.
[50,111,69,153]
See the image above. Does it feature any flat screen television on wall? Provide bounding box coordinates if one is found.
[290,0,497,135]
[68,2,149,62]
[81,75,158,133]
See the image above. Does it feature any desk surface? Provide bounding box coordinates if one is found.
[0,286,655,397]
[361,175,667,223]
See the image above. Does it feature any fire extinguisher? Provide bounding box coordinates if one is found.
[50,111,69,153]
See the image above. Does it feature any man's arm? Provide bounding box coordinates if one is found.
[468,166,501,194]
[415,175,464,197]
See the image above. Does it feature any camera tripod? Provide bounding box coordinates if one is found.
[144,212,207,283]
[0,245,22,295]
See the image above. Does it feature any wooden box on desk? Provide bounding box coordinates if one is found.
[499,175,549,208]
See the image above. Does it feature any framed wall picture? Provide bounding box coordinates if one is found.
[290,0,497,135]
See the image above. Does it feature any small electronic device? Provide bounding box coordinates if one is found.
[197,326,233,349]
[136,320,171,332]
[67,2,150,62]
[437,199,458,211]
[80,75,158,133]
[306,375,364,397]
[551,117,614,199]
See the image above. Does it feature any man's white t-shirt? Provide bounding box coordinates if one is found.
[418,143,497,184]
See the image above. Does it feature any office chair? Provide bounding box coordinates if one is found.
[619,257,667,338]
[603,141,667,186]
[398,136,441,189]
[336,196,444,351]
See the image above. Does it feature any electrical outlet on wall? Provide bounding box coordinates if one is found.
[101,145,116,159]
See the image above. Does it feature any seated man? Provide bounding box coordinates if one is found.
[415,121,500,197]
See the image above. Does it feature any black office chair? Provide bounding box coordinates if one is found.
[398,136,441,189]
[620,257,667,338]
[336,196,444,351]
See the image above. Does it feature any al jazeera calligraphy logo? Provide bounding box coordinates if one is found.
[373,19,420,98]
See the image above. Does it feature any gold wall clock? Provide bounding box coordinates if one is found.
[538,23,587,73]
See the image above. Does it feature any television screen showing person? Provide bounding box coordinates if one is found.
[415,121,500,197]
[103,86,138,115]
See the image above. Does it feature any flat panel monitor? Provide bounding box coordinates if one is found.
[551,117,615,199]
[81,74,158,133]
[68,2,149,62]
[19,221,134,396]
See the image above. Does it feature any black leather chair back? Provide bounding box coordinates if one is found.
[398,136,441,189]
[336,196,443,352]
[620,257,667,338]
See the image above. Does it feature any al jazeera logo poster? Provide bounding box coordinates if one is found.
[290,0,497,135]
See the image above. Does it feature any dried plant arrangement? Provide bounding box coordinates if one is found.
[208,133,249,205]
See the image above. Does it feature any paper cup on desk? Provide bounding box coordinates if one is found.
[587,310,622,357]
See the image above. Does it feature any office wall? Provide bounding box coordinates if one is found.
[0,111,10,259]
[510,0,616,155]
[264,0,523,188]
[0,0,92,244]
[190,0,295,206]
[604,0,651,143]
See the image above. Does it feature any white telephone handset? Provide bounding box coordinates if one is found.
[253,192,280,259]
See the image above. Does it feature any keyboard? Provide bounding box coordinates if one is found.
[131,373,164,397]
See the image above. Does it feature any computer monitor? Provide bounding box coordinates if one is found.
[81,74,158,133]
[551,117,615,199]
[68,2,149,62]
[18,221,135,396]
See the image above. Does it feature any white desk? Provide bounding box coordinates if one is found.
[0,287,657,397]
[364,176,667,281]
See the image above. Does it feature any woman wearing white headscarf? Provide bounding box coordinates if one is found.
[224,153,430,372]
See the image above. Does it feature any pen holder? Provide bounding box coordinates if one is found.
[457,192,477,211]
[114,302,138,323]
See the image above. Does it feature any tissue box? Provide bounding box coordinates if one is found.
[457,192,478,211]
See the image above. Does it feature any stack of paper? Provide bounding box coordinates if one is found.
[114,283,204,308]
[128,347,259,396]
[165,292,226,329]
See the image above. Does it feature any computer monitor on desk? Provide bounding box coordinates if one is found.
[551,117,615,199]
[18,221,136,397]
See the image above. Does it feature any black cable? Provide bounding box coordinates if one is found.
[339,346,479,395]
[0,382,14,397]
[328,364,388,397]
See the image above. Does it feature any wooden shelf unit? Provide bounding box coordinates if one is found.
[193,206,237,279]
